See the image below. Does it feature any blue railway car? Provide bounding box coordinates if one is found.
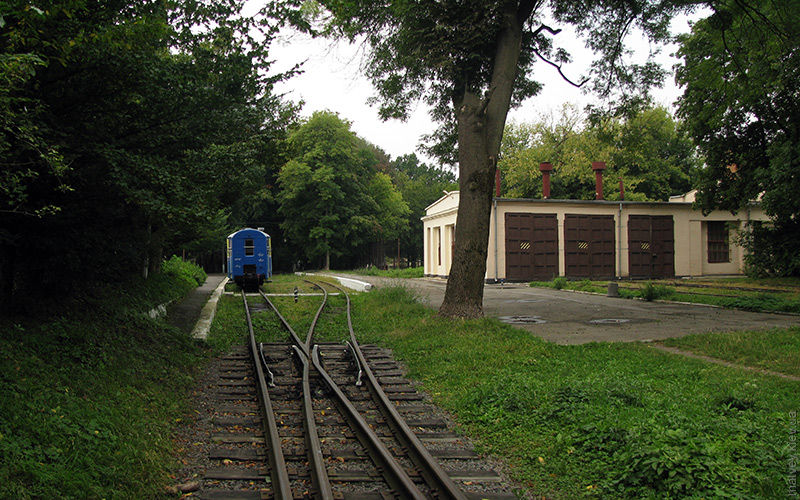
[227,228,272,291]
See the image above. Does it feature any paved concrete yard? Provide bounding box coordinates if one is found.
[347,275,800,344]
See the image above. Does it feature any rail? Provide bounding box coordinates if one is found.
[257,286,426,498]
[240,291,292,498]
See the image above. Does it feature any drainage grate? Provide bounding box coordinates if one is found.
[589,318,630,324]
[499,315,546,324]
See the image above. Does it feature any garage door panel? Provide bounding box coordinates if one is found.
[628,215,674,279]
[505,213,558,281]
[564,214,615,279]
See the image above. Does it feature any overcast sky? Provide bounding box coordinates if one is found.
[268,12,704,166]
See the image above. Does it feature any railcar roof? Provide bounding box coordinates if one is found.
[227,228,270,239]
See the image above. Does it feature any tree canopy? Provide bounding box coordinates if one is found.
[676,0,800,275]
[277,111,408,269]
[500,105,699,201]
[0,0,299,307]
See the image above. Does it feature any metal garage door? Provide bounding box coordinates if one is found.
[564,214,616,278]
[505,213,558,281]
[628,215,675,278]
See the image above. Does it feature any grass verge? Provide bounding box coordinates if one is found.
[336,266,424,279]
[209,275,799,499]
[659,327,800,377]
[530,277,800,313]
[0,258,206,498]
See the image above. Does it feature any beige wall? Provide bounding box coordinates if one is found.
[423,192,768,279]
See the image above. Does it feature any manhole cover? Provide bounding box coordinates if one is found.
[499,315,547,324]
[589,318,630,324]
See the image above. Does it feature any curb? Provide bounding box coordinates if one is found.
[296,272,373,292]
[192,277,229,340]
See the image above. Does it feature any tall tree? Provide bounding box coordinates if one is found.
[277,111,407,269]
[389,154,457,266]
[321,0,693,317]
[0,0,299,307]
[675,0,800,275]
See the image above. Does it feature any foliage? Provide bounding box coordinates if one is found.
[739,221,800,277]
[388,154,457,265]
[277,111,408,268]
[552,276,567,290]
[499,105,700,201]
[321,0,682,156]
[639,282,674,301]
[0,265,204,498]
[162,255,207,286]
[676,0,800,275]
[0,0,298,306]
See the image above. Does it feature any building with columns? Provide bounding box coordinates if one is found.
[422,164,768,281]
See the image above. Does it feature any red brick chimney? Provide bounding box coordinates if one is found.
[495,167,501,197]
[591,161,606,200]
[619,177,625,201]
[539,162,553,199]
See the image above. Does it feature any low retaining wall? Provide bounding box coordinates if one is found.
[296,272,373,292]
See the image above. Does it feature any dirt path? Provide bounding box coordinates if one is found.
[648,344,800,381]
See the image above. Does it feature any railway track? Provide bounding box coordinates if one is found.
[195,280,517,499]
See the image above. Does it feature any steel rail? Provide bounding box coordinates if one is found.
[241,292,292,499]
[328,281,468,500]
[296,281,333,500]
[258,287,426,499]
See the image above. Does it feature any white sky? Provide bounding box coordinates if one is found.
[268,11,705,166]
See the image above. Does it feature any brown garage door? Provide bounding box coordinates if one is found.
[564,214,616,278]
[505,213,558,281]
[628,215,675,278]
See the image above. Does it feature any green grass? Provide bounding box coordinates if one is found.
[530,278,800,313]
[209,275,800,498]
[0,259,207,499]
[660,327,800,377]
[336,266,424,279]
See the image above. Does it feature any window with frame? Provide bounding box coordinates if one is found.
[244,238,255,256]
[707,222,730,263]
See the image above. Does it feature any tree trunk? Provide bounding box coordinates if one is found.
[439,2,528,318]
[142,222,151,279]
[325,249,330,271]
[438,100,495,318]
[0,242,16,313]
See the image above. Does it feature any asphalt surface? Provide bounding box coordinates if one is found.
[343,275,800,345]
[167,273,227,335]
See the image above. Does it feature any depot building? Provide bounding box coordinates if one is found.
[422,162,768,281]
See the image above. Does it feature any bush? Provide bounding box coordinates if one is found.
[639,282,674,301]
[552,276,568,289]
[162,255,207,286]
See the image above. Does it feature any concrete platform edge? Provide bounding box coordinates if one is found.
[192,277,229,340]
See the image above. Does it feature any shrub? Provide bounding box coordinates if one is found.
[639,282,674,301]
[162,255,207,286]
[552,276,568,289]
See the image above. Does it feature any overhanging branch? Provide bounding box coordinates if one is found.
[531,47,589,88]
